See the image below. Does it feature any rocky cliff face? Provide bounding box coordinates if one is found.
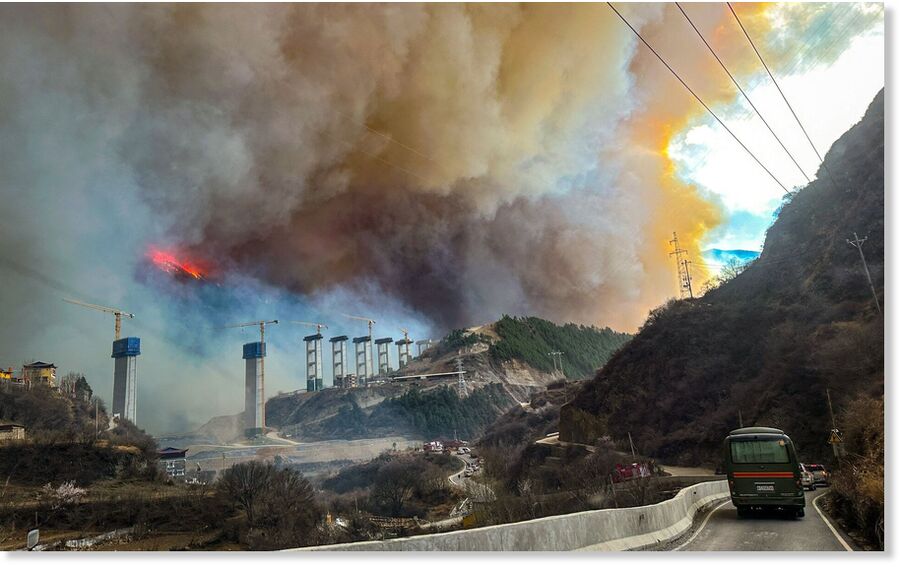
[263,343,557,442]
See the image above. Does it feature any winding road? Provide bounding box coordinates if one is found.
[671,490,855,551]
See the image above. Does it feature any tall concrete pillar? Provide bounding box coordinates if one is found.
[396,338,412,368]
[330,335,348,387]
[415,339,434,357]
[243,341,265,435]
[304,333,323,392]
[111,337,140,424]
[375,337,393,375]
[353,336,372,386]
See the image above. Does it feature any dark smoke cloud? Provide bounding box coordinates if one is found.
[98,2,648,330]
[0,3,881,433]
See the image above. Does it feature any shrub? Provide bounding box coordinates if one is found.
[217,461,321,550]
[828,396,884,549]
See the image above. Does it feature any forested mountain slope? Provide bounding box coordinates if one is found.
[561,89,884,467]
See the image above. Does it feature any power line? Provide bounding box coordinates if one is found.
[675,2,811,184]
[671,6,833,173]
[726,1,840,190]
[606,2,791,195]
[664,3,877,189]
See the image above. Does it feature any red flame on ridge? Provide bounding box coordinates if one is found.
[147,247,207,280]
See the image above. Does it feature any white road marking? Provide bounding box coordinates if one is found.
[812,492,853,552]
[674,499,730,551]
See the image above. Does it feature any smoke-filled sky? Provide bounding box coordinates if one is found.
[0,2,883,434]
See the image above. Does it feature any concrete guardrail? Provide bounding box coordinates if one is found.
[295,479,729,552]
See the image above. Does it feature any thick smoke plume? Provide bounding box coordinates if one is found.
[0,3,881,432]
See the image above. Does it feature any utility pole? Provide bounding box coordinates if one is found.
[627,432,636,459]
[847,232,881,314]
[826,388,846,462]
[669,232,694,299]
[738,410,744,428]
[826,388,836,430]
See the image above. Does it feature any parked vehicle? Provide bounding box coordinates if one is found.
[724,427,806,518]
[611,462,651,483]
[798,464,817,491]
[805,464,829,486]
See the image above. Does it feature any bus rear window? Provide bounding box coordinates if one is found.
[730,439,790,464]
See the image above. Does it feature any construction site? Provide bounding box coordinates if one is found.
[13,299,454,435]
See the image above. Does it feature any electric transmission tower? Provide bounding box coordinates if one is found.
[847,232,881,314]
[669,232,694,299]
[456,351,466,398]
[547,351,564,375]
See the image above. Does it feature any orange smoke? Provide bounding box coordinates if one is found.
[614,1,785,309]
[10,2,860,333]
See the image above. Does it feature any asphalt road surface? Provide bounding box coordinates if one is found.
[672,490,855,551]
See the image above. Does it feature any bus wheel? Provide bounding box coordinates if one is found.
[795,507,805,519]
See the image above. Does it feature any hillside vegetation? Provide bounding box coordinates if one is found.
[0,384,159,485]
[259,315,628,444]
[487,316,631,380]
[561,90,883,546]
[373,383,514,440]
[320,451,458,520]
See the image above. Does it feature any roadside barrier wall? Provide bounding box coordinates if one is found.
[297,479,729,552]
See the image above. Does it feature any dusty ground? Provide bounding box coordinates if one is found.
[186,435,423,475]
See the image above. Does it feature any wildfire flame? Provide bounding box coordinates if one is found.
[147,247,207,280]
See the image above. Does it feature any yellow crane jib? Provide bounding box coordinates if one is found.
[63,298,135,340]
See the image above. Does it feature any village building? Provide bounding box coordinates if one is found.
[157,447,187,479]
[0,422,26,442]
[22,361,57,387]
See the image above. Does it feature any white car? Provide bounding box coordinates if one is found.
[798,464,817,491]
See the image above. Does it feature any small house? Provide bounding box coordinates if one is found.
[157,446,188,478]
[22,361,57,387]
[0,422,26,442]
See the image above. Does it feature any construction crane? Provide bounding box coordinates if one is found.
[285,320,328,335]
[396,328,413,368]
[224,319,279,343]
[63,298,134,340]
[342,314,376,337]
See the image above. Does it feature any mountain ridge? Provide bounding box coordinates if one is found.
[560,89,884,466]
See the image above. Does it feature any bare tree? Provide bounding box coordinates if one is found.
[217,461,273,526]
[371,460,418,516]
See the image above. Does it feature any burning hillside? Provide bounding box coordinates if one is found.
[146,247,211,282]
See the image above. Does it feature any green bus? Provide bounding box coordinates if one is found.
[724,427,806,518]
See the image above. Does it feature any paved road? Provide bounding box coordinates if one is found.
[673,490,854,551]
[448,454,469,486]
